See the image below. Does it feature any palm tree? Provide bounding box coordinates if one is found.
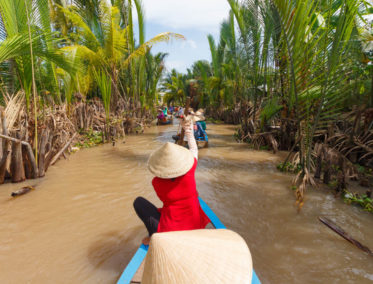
[162,69,189,106]
[60,0,183,111]
[0,0,75,107]
[185,0,367,205]
[144,52,168,106]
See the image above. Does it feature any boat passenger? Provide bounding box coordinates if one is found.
[133,116,210,245]
[194,122,205,140]
[178,107,184,117]
[196,110,207,130]
[162,106,168,117]
[193,111,206,140]
[156,109,165,120]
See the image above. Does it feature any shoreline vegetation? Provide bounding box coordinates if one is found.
[0,93,154,184]
[0,0,372,214]
[160,0,373,213]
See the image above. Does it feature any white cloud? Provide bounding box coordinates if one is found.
[182,40,197,49]
[131,0,230,72]
[139,0,231,33]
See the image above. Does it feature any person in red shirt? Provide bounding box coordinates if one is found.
[133,117,210,245]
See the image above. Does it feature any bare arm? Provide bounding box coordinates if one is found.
[183,117,198,160]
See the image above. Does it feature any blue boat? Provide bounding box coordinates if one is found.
[116,197,261,284]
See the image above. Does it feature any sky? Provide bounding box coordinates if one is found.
[133,0,232,73]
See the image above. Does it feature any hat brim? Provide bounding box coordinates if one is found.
[193,115,205,122]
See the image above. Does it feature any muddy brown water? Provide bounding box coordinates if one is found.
[0,121,372,284]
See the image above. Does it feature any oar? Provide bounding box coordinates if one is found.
[177,96,191,146]
[177,80,196,146]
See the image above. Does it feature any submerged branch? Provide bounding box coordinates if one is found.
[319,216,373,256]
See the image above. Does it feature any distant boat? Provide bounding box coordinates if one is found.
[156,117,173,125]
[116,197,261,284]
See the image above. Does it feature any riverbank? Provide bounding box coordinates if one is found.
[0,97,154,185]
[204,104,373,213]
[0,122,372,283]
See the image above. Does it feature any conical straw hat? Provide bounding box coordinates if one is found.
[194,111,205,122]
[147,142,194,178]
[142,229,253,284]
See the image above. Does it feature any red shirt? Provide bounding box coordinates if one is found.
[152,159,210,232]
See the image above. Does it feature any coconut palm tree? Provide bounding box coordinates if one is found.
[60,0,183,111]
[144,52,168,106]
[162,69,189,106]
[0,0,76,107]
[185,0,367,205]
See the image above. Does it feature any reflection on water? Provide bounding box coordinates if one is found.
[0,120,372,283]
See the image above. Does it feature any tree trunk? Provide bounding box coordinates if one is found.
[25,142,38,178]
[323,160,331,185]
[314,144,323,179]
[44,149,56,173]
[11,141,26,183]
[79,104,84,130]
[0,146,10,184]
[370,67,373,107]
[0,112,9,183]
[22,144,32,179]
[0,134,38,179]
[38,129,49,177]
[111,69,120,113]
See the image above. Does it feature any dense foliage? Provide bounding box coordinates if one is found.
[0,0,183,183]
[0,0,183,111]
[164,0,373,207]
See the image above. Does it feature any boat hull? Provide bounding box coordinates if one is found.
[156,119,173,125]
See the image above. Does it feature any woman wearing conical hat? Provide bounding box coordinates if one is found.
[133,116,210,245]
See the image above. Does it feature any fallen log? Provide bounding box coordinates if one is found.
[50,133,77,166]
[319,216,373,256]
[11,186,35,197]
